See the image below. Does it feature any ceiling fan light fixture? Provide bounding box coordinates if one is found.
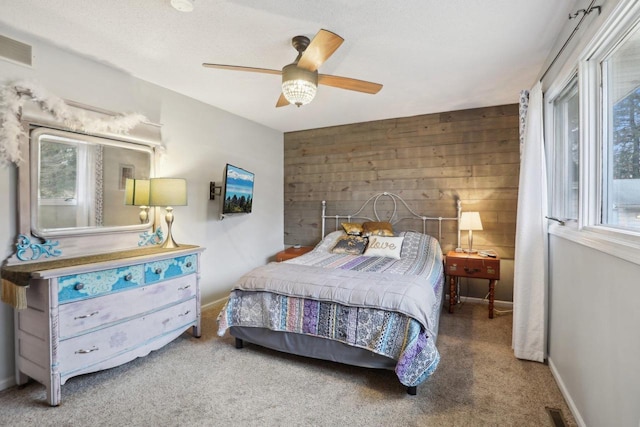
[282,64,318,107]
[171,0,194,12]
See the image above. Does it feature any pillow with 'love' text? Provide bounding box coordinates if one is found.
[363,236,404,259]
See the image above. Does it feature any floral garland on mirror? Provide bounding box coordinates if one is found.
[0,80,147,166]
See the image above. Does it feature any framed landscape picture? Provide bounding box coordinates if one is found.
[221,163,254,215]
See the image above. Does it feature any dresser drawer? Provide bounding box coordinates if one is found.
[58,274,197,339]
[446,257,500,279]
[145,254,197,284]
[58,297,197,375]
[58,265,145,303]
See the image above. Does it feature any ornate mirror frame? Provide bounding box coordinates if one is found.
[6,100,163,265]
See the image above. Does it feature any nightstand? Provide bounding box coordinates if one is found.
[445,250,500,319]
[275,246,314,262]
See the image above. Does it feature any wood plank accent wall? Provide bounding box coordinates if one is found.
[284,104,520,259]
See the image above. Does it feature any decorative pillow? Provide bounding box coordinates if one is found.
[363,236,404,259]
[341,222,364,236]
[315,230,345,253]
[331,235,368,255]
[362,221,394,237]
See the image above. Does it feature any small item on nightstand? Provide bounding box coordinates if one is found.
[293,244,301,249]
[479,250,497,258]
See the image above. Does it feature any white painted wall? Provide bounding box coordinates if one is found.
[541,0,640,425]
[0,25,283,389]
[548,237,640,426]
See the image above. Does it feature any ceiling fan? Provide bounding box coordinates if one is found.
[202,29,383,108]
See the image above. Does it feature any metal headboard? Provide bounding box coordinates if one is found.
[321,192,462,247]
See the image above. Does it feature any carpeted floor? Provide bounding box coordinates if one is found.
[0,301,576,426]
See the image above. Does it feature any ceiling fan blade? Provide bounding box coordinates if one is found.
[297,29,344,72]
[318,74,383,94]
[202,63,282,76]
[276,93,290,108]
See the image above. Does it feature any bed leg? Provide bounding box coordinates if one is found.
[235,338,244,349]
[407,386,417,396]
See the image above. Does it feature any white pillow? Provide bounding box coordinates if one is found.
[363,236,404,259]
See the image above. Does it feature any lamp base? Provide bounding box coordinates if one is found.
[160,234,180,249]
[139,206,149,224]
[465,230,477,254]
[160,207,180,249]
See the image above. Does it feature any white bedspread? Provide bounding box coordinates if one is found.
[233,231,442,333]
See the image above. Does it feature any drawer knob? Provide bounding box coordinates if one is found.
[178,310,191,317]
[75,346,99,354]
[74,283,85,290]
[186,261,193,268]
[124,273,133,281]
[154,268,162,274]
[178,285,191,291]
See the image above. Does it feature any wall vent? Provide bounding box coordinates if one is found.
[0,34,32,67]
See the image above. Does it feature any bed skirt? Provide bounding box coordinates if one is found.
[230,326,397,369]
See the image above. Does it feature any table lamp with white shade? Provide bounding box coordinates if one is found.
[459,211,483,253]
[149,178,188,248]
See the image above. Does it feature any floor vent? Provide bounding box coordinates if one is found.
[546,407,567,427]
[0,34,32,67]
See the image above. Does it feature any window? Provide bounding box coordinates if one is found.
[36,134,101,228]
[551,75,579,221]
[546,0,640,264]
[601,22,640,231]
[39,140,78,206]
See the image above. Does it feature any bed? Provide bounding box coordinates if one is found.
[217,192,460,395]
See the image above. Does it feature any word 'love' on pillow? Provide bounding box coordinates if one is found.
[363,236,404,259]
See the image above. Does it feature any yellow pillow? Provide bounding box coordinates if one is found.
[362,221,394,237]
[341,222,364,236]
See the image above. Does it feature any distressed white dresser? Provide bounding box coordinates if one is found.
[5,245,203,406]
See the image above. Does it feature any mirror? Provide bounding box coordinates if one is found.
[30,128,154,237]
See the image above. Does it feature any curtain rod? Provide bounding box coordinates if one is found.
[540,1,601,82]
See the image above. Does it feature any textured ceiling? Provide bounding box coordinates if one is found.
[0,0,576,132]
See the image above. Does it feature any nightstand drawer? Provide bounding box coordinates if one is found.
[446,257,499,279]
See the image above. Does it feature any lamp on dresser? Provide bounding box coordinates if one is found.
[124,178,151,223]
[459,211,483,253]
[149,177,188,248]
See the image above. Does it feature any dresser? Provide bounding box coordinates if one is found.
[5,245,203,406]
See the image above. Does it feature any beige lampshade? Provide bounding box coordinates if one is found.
[124,178,150,206]
[459,211,483,231]
[148,178,188,207]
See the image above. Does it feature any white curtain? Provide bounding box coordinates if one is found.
[513,81,548,362]
[75,143,98,227]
